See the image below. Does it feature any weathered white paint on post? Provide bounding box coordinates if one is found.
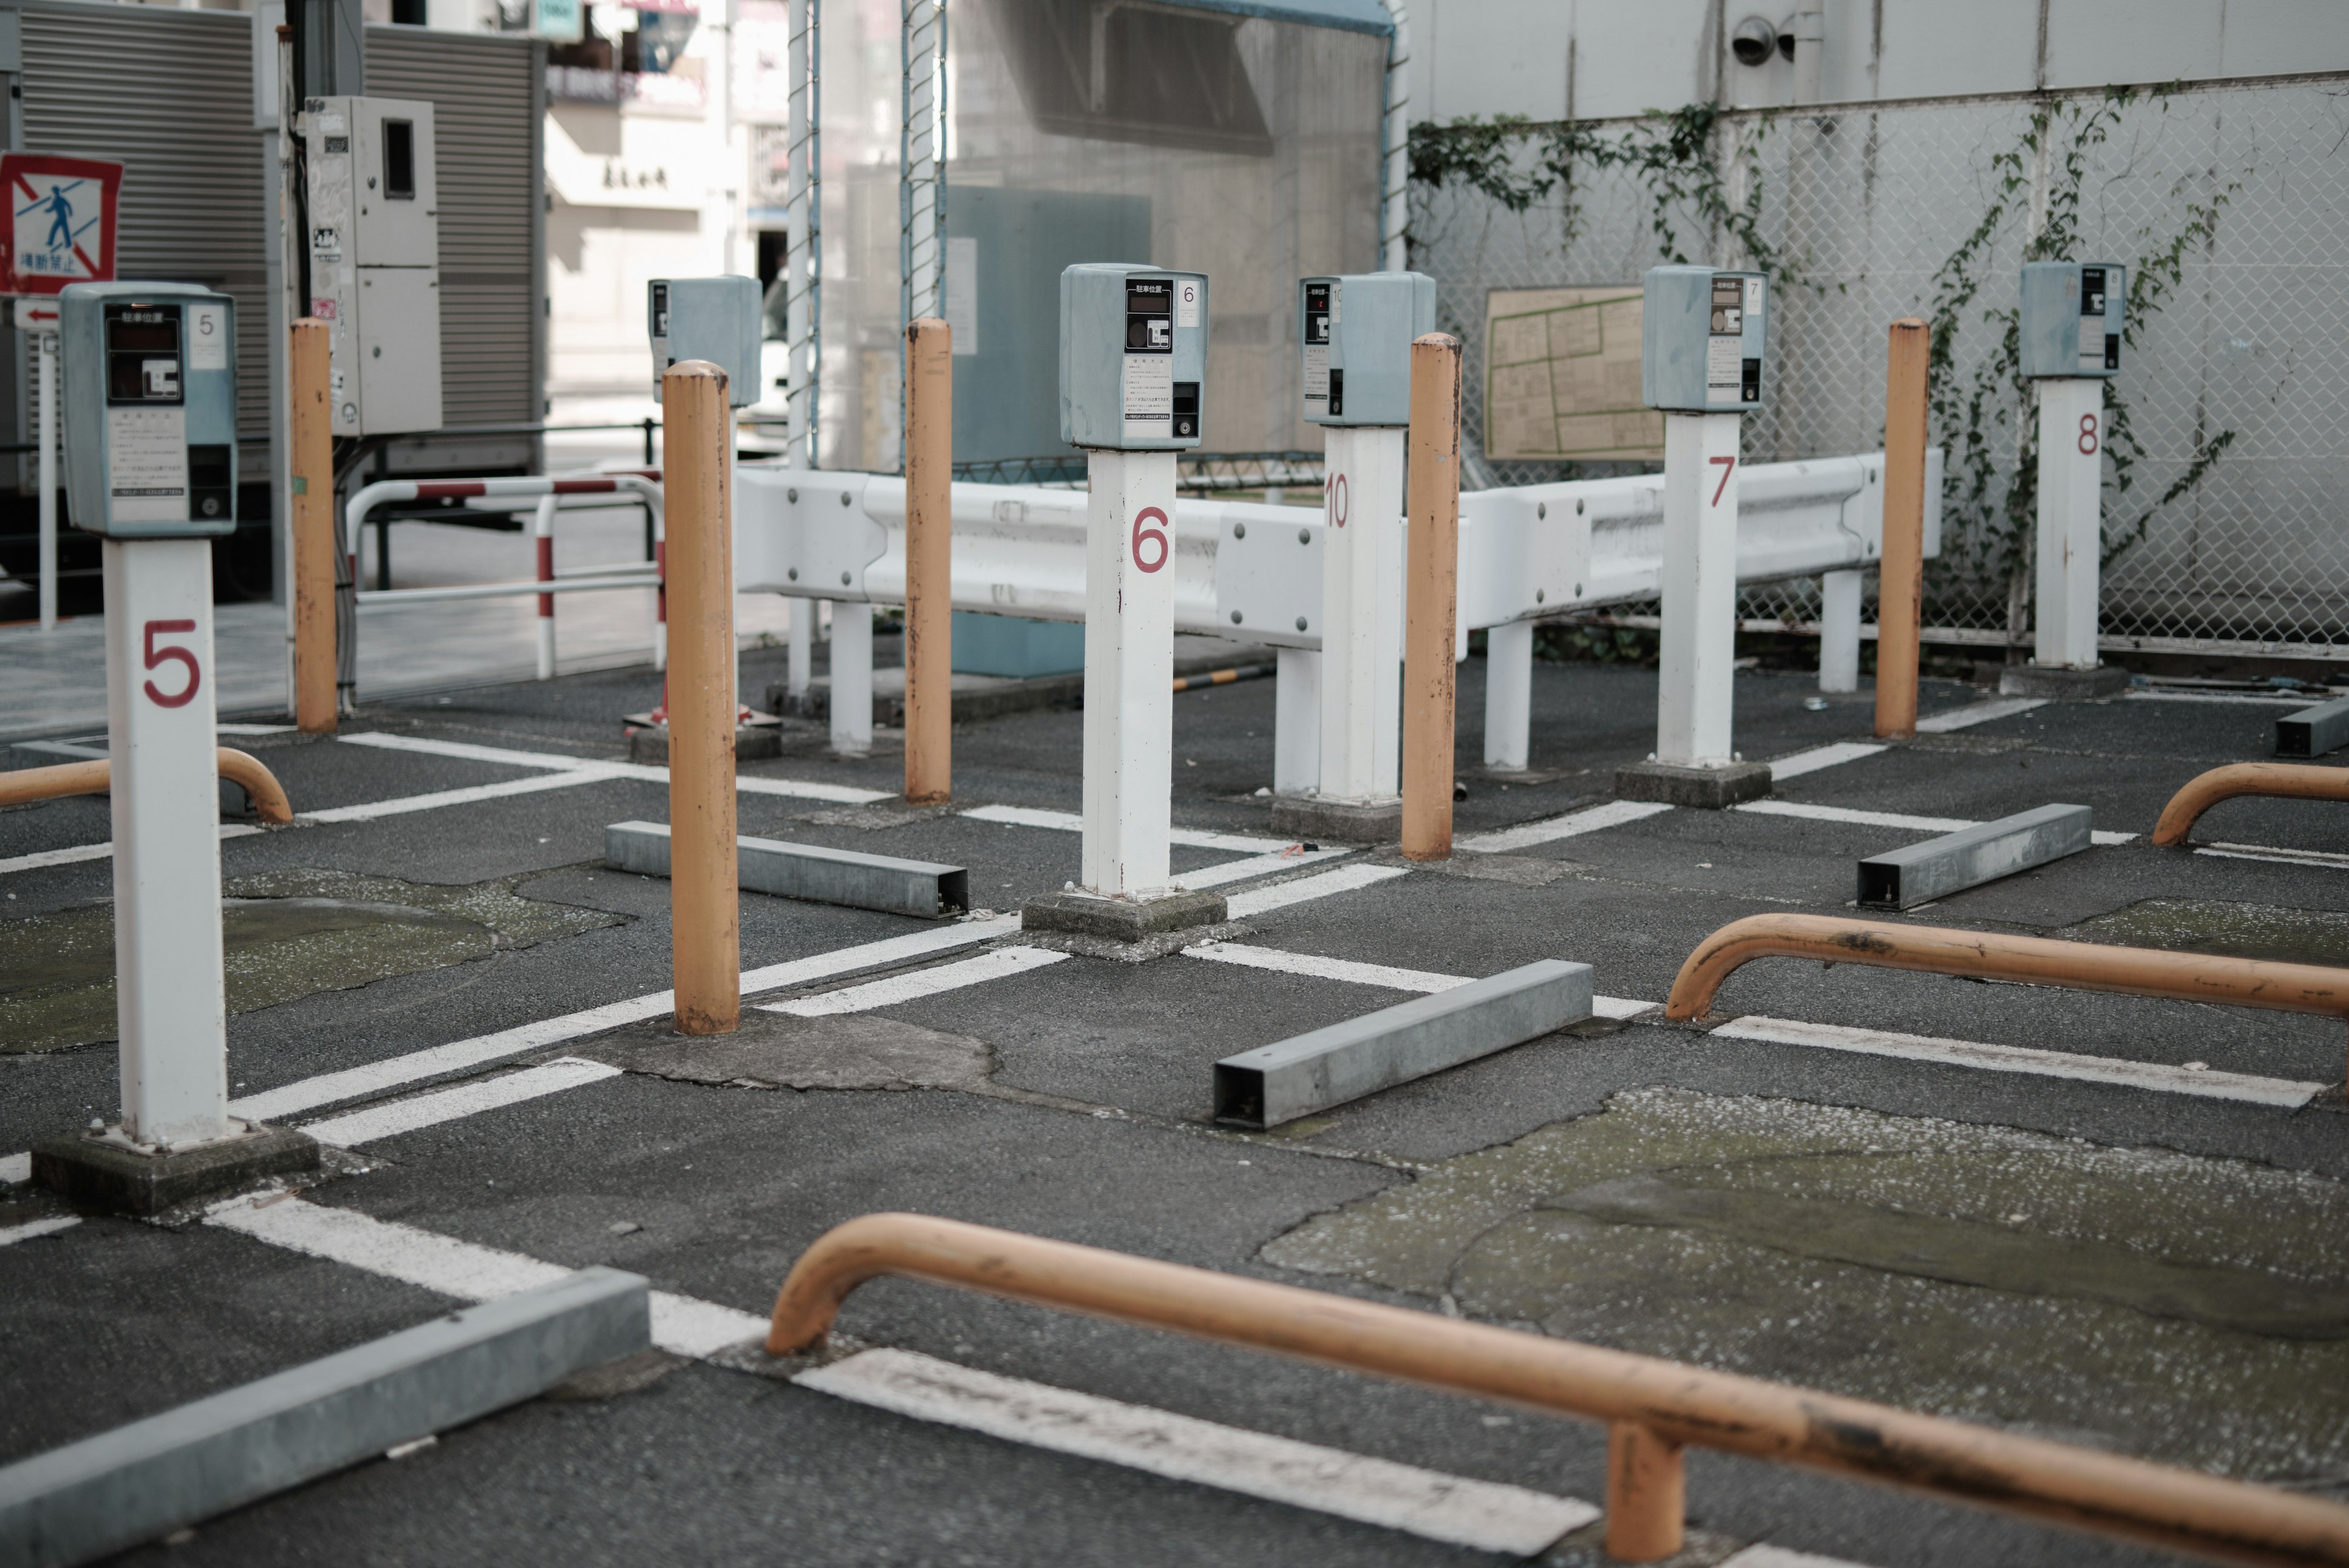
[1080,447,1178,897]
[1819,568,1861,694]
[1274,647,1321,796]
[103,539,230,1148]
[1482,619,1532,771]
[1316,423,1404,804]
[1656,411,1743,767]
[2034,377,2103,670]
[829,601,873,754]
[36,330,57,633]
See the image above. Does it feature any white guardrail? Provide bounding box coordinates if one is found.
[735,450,1943,654]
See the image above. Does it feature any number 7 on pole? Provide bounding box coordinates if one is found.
[1709,455,1736,508]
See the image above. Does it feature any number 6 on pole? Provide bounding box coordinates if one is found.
[1131,505,1169,573]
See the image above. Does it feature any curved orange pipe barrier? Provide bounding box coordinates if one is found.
[0,747,292,825]
[2153,762,2349,847]
[767,1213,2349,1567]
[1664,912,2349,1031]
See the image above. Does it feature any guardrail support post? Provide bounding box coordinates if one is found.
[1307,424,1405,825]
[1876,316,1928,736]
[830,603,874,756]
[533,495,558,682]
[1401,333,1461,862]
[1483,619,1532,771]
[1273,648,1320,796]
[662,360,740,1037]
[1605,1421,1686,1561]
[904,317,952,802]
[291,319,336,734]
[1819,569,1861,696]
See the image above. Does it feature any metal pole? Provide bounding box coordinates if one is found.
[1482,619,1532,771]
[103,537,231,1147]
[1080,446,1179,898]
[902,316,951,801]
[533,494,558,681]
[662,360,740,1037]
[1399,332,1460,862]
[786,0,822,469]
[1876,316,1929,735]
[829,601,872,754]
[1315,423,1405,806]
[1606,1421,1688,1562]
[35,328,55,631]
[1377,0,1409,272]
[2034,376,2103,671]
[290,319,336,733]
[1819,569,1861,695]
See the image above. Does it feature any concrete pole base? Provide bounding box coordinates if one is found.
[1269,795,1402,844]
[1998,663,2130,700]
[1614,759,1773,809]
[625,719,785,765]
[32,1122,319,1216]
[1020,888,1227,944]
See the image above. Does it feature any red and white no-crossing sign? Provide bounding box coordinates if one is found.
[0,153,122,295]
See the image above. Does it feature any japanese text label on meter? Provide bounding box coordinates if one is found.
[59,280,236,538]
[1058,263,1208,451]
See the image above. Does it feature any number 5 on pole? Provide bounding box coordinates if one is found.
[143,619,200,708]
[1709,455,1736,507]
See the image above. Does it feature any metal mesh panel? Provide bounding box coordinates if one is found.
[1411,79,2349,657]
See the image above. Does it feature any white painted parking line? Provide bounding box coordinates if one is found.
[1713,1015,2324,1107]
[1592,995,1657,1020]
[206,1194,766,1359]
[338,732,612,771]
[300,1058,622,1148]
[1184,942,1466,993]
[1177,847,1353,889]
[340,730,890,806]
[0,1215,80,1247]
[1913,697,2046,732]
[1458,799,1675,854]
[303,768,626,823]
[1768,741,1887,779]
[763,946,1068,1017]
[958,801,1296,855]
[2195,842,2349,871]
[1735,798,2137,845]
[799,1347,1598,1556]
[1719,1546,1876,1568]
[0,1153,28,1184]
[1225,863,1411,917]
[227,916,1020,1123]
[2124,689,2318,706]
[0,822,265,878]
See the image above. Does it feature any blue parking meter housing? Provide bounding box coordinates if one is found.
[2020,261,2126,379]
[649,275,762,407]
[1299,271,1436,427]
[1640,265,1768,414]
[1059,263,1209,451]
[61,281,237,539]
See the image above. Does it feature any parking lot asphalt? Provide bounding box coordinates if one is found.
[6,643,2349,1568]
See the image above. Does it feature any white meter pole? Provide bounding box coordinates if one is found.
[1080,447,1179,897]
[102,538,231,1149]
[2033,377,2104,671]
[1315,423,1405,803]
[36,329,57,630]
[1655,411,1743,766]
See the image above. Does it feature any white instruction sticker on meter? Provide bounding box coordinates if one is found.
[1176,280,1200,330]
[1705,335,1742,403]
[188,305,228,371]
[1123,354,1172,440]
[107,406,188,522]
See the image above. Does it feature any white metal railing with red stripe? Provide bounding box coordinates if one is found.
[346,475,668,679]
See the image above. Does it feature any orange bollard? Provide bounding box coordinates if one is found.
[1875,317,1930,740]
[1400,333,1462,861]
[662,360,740,1036]
[904,316,953,804]
[1605,1421,1687,1561]
[290,319,336,734]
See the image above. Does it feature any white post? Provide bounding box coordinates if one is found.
[787,595,814,698]
[37,329,57,631]
[829,599,872,754]
[1818,568,1861,694]
[1483,618,1532,771]
[533,494,557,681]
[1273,647,1320,795]
[1080,447,1178,897]
[2034,377,2104,670]
[1655,411,1743,766]
[103,538,231,1149]
[1315,423,1405,803]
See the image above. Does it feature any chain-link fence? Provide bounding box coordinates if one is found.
[1412,76,2349,658]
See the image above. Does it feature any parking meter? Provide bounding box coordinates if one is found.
[1641,265,1769,412]
[2020,261,2126,678]
[2020,261,2124,379]
[649,276,762,407]
[1298,271,1436,426]
[60,281,236,537]
[1059,264,1209,450]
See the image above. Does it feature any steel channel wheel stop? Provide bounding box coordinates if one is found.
[31,281,319,1214]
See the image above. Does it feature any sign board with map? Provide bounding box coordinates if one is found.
[1483,286,1661,461]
